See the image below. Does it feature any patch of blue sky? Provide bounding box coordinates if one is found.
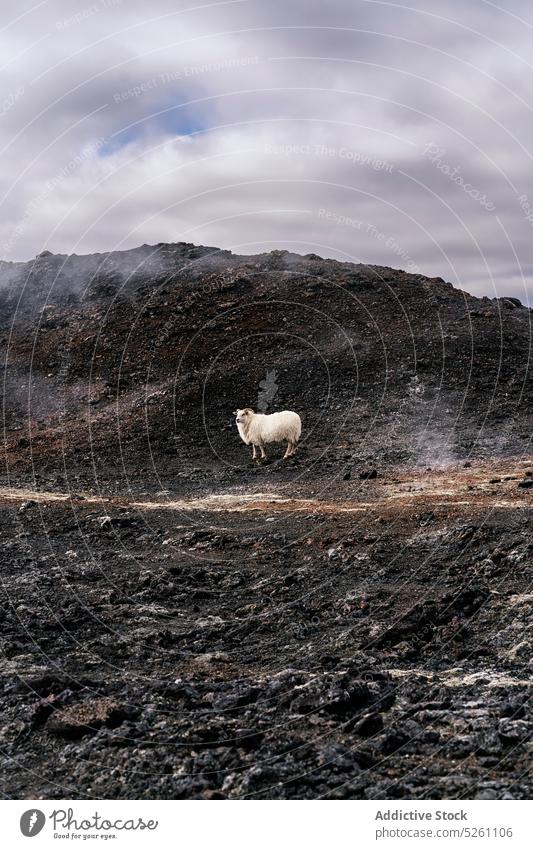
[99,96,214,156]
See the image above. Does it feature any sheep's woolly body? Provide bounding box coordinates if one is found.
[235,409,302,458]
[239,410,301,445]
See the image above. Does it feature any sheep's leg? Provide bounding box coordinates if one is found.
[259,444,267,459]
[251,445,257,460]
[283,441,293,459]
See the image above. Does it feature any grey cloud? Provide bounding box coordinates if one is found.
[1,0,533,302]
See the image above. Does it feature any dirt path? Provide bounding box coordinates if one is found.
[1,460,530,515]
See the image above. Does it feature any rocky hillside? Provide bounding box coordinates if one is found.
[0,242,531,487]
[0,243,531,800]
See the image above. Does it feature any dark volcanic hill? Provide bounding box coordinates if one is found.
[0,242,531,488]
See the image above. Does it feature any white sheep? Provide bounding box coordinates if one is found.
[233,408,302,460]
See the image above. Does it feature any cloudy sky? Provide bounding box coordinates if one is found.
[1,0,533,301]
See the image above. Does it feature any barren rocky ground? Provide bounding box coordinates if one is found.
[0,243,531,798]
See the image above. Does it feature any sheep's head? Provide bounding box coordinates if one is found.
[234,408,254,423]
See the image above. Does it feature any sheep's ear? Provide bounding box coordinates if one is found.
[232,410,238,415]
